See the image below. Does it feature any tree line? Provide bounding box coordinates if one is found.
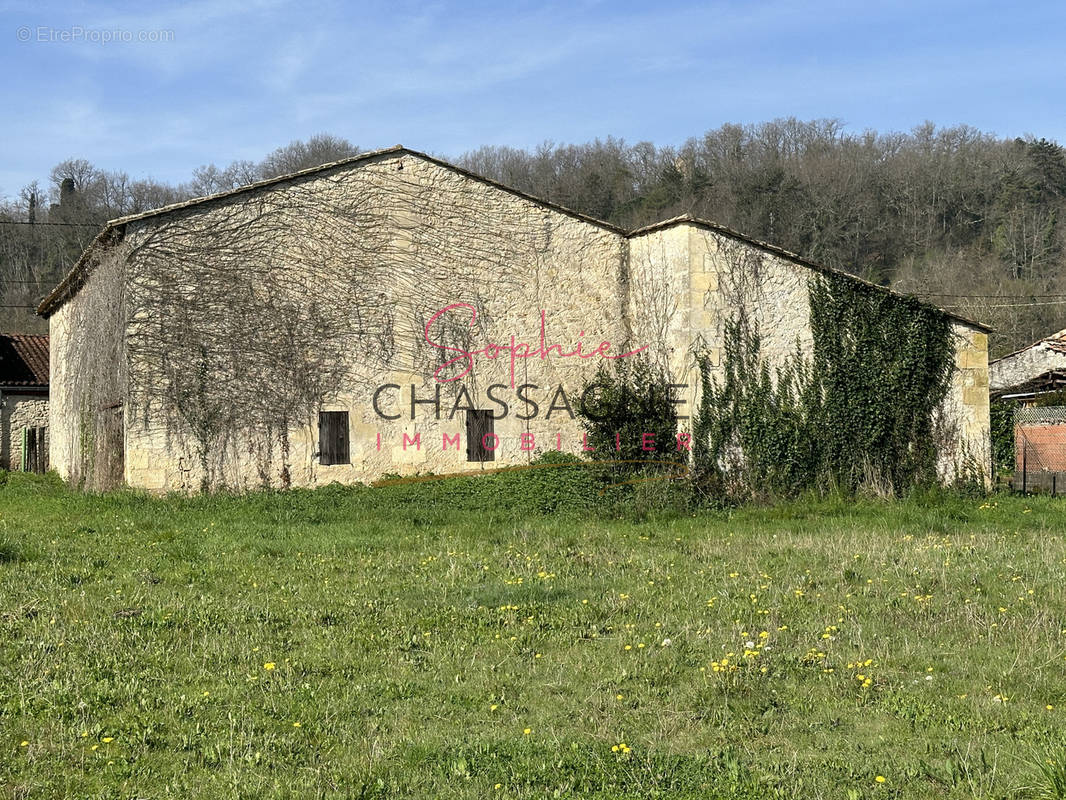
[3,121,1065,355]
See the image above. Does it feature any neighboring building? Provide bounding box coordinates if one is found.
[990,327,1066,402]
[0,333,49,472]
[990,328,1066,486]
[37,146,992,492]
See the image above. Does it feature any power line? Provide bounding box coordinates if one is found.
[0,220,100,227]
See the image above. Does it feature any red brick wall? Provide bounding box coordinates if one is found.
[1016,424,1066,471]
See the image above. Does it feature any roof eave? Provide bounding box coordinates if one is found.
[37,225,121,318]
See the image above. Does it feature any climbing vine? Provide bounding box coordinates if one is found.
[989,397,1018,474]
[694,273,956,498]
[579,356,680,466]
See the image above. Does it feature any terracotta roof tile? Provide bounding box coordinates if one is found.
[0,333,49,388]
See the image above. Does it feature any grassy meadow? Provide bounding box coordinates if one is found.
[2,469,1066,798]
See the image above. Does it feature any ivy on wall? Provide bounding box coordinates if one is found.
[694,273,956,498]
[579,357,680,466]
[989,398,1018,474]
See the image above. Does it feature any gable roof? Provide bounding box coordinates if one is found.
[0,333,49,390]
[37,145,624,317]
[629,215,992,332]
[36,147,989,333]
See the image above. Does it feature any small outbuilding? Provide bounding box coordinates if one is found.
[0,333,49,473]
[990,328,1066,402]
[990,328,1066,489]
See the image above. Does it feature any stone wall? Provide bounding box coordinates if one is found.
[1,392,48,470]
[627,219,991,484]
[48,247,127,488]
[627,221,817,442]
[118,151,629,492]
[938,326,992,480]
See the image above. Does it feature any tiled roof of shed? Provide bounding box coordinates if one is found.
[0,333,49,388]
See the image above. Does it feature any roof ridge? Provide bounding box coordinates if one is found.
[35,148,990,333]
[38,146,629,316]
[990,326,1066,364]
[106,144,407,227]
[627,215,991,332]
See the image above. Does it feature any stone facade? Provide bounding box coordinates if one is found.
[940,327,992,478]
[40,146,993,492]
[1,392,49,471]
[628,220,991,480]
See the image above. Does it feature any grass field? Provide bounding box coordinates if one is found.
[2,470,1066,799]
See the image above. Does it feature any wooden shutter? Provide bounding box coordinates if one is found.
[318,411,350,465]
[23,427,35,472]
[27,427,46,473]
[465,410,495,462]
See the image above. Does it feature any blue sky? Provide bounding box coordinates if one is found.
[2,0,1065,198]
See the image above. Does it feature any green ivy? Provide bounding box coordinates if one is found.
[578,356,680,467]
[694,273,956,498]
[990,398,1017,473]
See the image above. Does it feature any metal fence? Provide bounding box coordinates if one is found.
[1011,406,1066,494]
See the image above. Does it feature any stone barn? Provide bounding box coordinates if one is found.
[0,333,49,473]
[38,146,992,492]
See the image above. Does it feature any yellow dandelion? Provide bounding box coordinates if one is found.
[875,775,886,783]
[523,727,532,735]
[263,662,276,670]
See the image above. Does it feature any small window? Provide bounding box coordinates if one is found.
[318,411,350,465]
[466,409,496,462]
